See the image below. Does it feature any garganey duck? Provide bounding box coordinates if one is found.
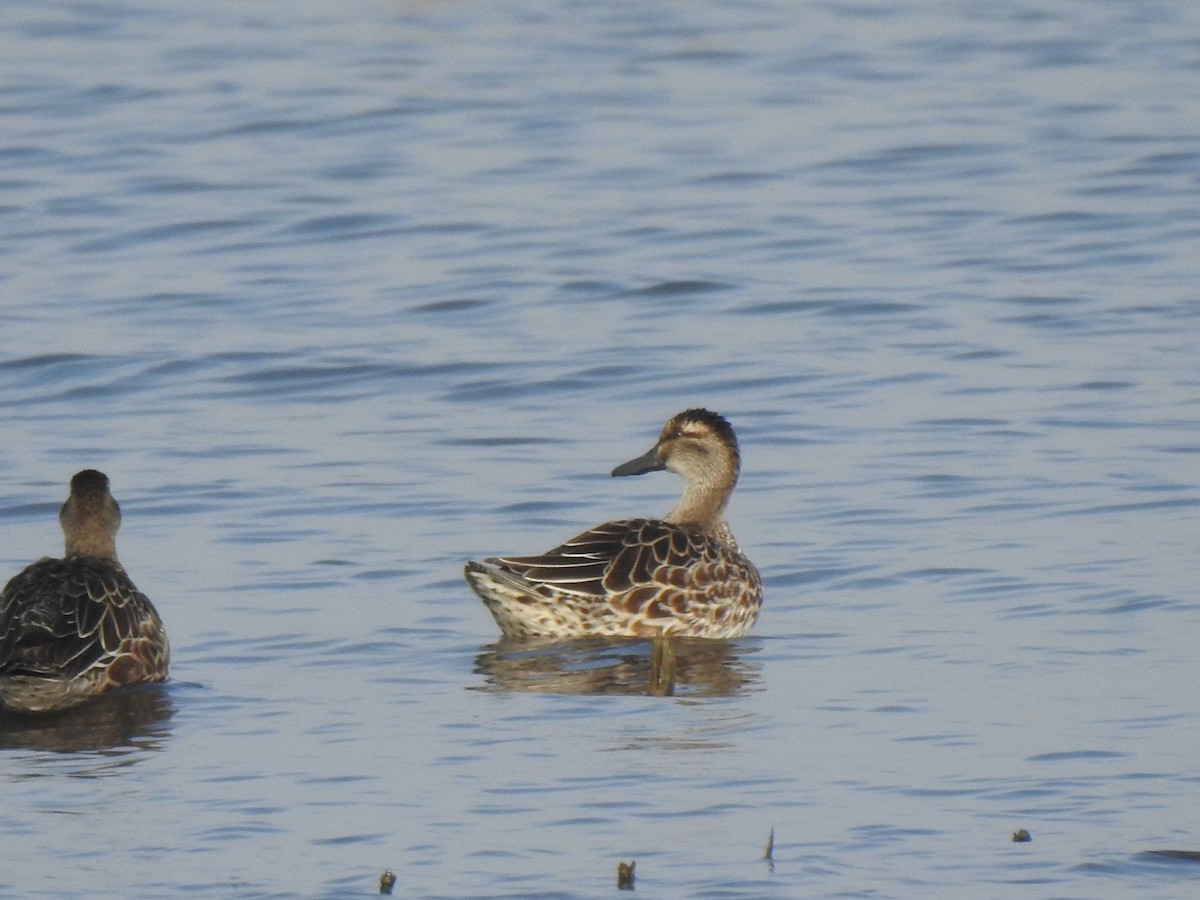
[0,470,169,713]
[465,409,762,639]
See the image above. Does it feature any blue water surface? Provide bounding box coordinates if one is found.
[1,0,1198,896]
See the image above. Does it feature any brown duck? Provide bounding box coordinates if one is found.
[465,409,762,639]
[0,470,168,713]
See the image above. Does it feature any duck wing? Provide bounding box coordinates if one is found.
[490,517,756,609]
[0,557,163,681]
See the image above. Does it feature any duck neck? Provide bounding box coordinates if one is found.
[665,480,730,536]
[64,529,119,561]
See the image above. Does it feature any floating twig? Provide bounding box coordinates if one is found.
[379,869,397,894]
[617,859,636,890]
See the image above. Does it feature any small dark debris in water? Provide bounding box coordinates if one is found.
[1146,850,1200,862]
[379,869,397,894]
[1012,828,1031,843]
[763,826,775,872]
[617,860,636,890]
[648,632,676,696]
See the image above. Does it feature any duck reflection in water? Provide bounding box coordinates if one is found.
[0,682,174,753]
[473,635,761,697]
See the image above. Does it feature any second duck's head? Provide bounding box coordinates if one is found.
[59,469,122,560]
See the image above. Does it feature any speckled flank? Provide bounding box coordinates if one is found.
[465,410,763,639]
[0,470,169,714]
